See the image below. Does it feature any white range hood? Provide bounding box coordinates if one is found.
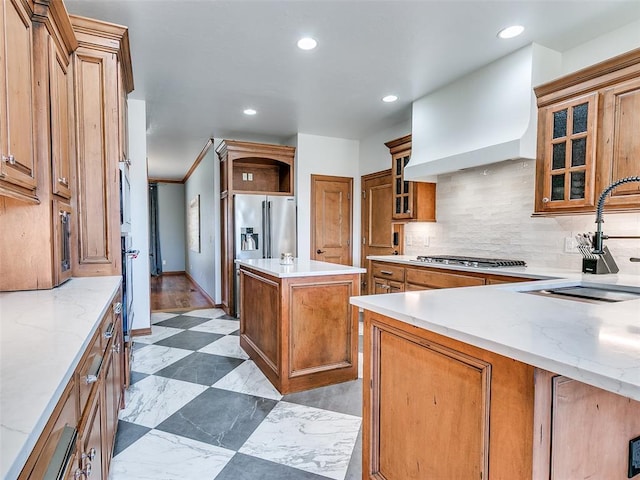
[406,43,561,182]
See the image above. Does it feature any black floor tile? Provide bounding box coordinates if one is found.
[155,314,210,329]
[215,453,332,480]
[156,387,277,450]
[283,379,363,417]
[218,314,237,320]
[129,371,149,385]
[113,420,151,457]
[229,329,240,336]
[154,330,223,350]
[154,352,245,385]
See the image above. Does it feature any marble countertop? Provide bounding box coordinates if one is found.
[236,258,366,278]
[351,270,640,402]
[0,276,122,480]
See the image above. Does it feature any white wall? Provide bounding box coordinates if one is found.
[127,99,150,331]
[185,145,217,302]
[358,119,411,176]
[157,183,186,272]
[295,133,360,264]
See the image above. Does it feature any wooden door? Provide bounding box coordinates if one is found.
[361,170,402,267]
[310,175,352,265]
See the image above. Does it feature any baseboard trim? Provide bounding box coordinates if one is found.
[185,272,216,307]
[130,327,152,337]
[159,270,186,276]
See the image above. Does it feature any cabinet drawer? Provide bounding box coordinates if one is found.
[405,267,485,289]
[372,262,405,282]
[77,331,103,412]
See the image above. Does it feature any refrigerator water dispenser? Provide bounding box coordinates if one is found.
[241,228,259,251]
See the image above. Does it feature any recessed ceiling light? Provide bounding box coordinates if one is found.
[497,25,524,39]
[382,95,398,103]
[243,108,257,116]
[297,37,317,50]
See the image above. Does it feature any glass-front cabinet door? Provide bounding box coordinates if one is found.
[538,93,598,212]
[392,150,412,219]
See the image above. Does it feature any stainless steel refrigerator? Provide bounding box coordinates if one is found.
[234,194,297,314]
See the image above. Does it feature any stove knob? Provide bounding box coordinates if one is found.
[443,259,449,265]
[472,262,478,267]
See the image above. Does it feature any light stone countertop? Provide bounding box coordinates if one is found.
[0,276,122,480]
[351,261,640,402]
[236,258,366,278]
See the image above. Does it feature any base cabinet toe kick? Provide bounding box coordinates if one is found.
[362,311,640,480]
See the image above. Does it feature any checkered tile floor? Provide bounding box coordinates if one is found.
[109,308,363,480]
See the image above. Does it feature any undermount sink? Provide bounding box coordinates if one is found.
[525,285,640,304]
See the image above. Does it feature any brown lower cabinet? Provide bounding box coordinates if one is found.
[18,293,126,480]
[239,265,359,394]
[363,310,640,479]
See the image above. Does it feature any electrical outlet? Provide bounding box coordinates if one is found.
[564,237,579,254]
[162,260,167,265]
[423,235,430,247]
[242,172,248,181]
[629,435,640,478]
[248,173,253,181]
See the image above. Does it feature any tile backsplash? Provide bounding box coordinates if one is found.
[404,159,640,275]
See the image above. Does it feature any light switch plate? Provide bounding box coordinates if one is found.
[629,435,640,478]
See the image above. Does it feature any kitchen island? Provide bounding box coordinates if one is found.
[236,258,365,394]
[351,272,640,479]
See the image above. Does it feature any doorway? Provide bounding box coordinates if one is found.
[310,174,353,266]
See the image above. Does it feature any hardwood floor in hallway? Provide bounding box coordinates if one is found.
[150,273,214,312]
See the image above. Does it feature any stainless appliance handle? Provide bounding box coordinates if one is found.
[261,201,267,258]
[43,425,77,480]
[266,201,272,258]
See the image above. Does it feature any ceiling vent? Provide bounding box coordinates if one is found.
[406,43,561,182]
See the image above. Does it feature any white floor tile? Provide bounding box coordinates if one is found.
[131,344,192,374]
[109,429,234,479]
[190,318,240,335]
[119,376,208,428]
[150,312,180,324]
[198,335,249,360]
[239,401,361,480]
[183,308,227,319]
[213,360,282,401]
[134,326,182,344]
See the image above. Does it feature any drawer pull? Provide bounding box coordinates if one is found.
[81,447,96,461]
[112,342,121,354]
[74,462,92,478]
[104,322,114,339]
[113,302,122,315]
[380,270,394,275]
[84,355,103,384]
[43,425,77,480]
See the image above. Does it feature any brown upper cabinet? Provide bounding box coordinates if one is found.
[218,140,295,195]
[0,0,38,203]
[385,135,436,222]
[70,15,133,277]
[534,47,640,214]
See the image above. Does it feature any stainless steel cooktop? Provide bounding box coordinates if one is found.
[414,255,526,268]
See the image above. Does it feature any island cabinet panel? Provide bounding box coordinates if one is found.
[289,282,352,375]
[240,269,281,377]
[239,266,359,394]
[533,370,640,480]
[405,266,486,290]
[364,312,535,480]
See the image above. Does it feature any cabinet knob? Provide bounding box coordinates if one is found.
[113,302,122,315]
[58,177,68,185]
[542,197,549,203]
[112,342,121,354]
[406,209,411,214]
[82,447,96,461]
[1,155,15,165]
[74,462,92,478]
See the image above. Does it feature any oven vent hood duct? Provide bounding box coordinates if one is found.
[406,43,561,182]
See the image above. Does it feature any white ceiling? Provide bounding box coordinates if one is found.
[64,0,640,180]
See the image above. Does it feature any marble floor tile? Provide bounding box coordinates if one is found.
[182,307,226,319]
[113,420,151,456]
[119,375,208,428]
[213,360,283,401]
[199,335,250,360]
[190,318,241,335]
[131,344,192,374]
[155,352,245,386]
[154,330,223,350]
[283,380,362,417]
[238,401,362,480]
[133,325,182,345]
[215,453,332,480]
[155,314,210,329]
[343,427,362,480]
[150,312,180,324]
[109,429,235,480]
[156,387,277,450]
